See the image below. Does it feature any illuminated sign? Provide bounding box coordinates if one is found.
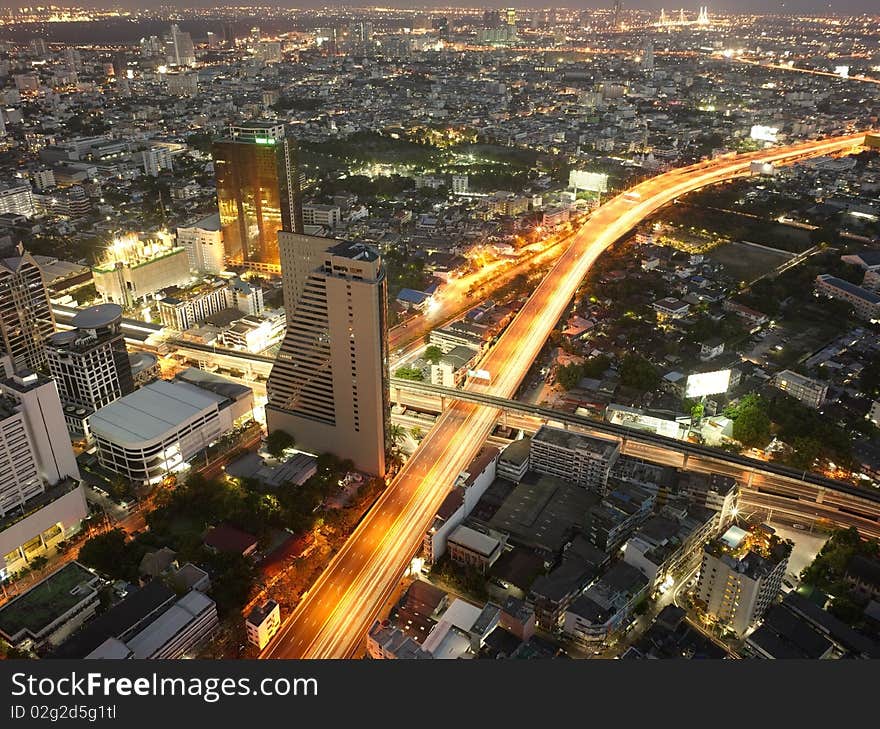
[569,170,609,193]
[750,125,779,143]
[467,369,492,381]
[834,65,849,78]
[685,370,731,398]
[255,137,276,145]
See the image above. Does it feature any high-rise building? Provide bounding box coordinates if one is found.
[0,370,86,579]
[0,243,55,372]
[45,303,134,417]
[695,524,791,635]
[177,213,225,274]
[212,122,304,274]
[267,232,388,476]
[167,23,196,67]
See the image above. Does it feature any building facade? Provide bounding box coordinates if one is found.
[530,425,621,494]
[176,213,225,274]
[213,122,303,274]
[0,244,56,372]
[267,233,388,476]
[45,303,134,430]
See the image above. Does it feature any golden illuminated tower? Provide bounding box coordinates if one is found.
[212,121,303,274]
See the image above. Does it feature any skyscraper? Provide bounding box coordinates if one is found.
[0,243,55,372]
[266,232,388,476]
[213,122,304,275]
[0,370,86,579]
[45,303,134,433]
[167,23,196,67]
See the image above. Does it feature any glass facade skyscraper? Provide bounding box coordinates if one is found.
[213,121,303,274]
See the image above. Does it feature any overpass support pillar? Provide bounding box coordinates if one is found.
[816,486,825,505]
[440,395,446,411]
[393,386,401,408]
[501,410,508,429]
[681,452,689,470]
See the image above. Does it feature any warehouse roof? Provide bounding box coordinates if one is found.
[88,379,225,447]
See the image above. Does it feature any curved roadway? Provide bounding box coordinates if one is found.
[263,131,870,659]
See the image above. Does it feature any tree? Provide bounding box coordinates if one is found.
[78,530,136,580]
[388,423,407,449]
[410,426,425,443]
[732,404,771,448]
[423,345,443,364]
[394,365,424,381]
[266,429,295,458]
[618,354,660,392]
[557,363,583,390]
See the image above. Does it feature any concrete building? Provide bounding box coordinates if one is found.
[0,185,35,217]
[87,589,219,659]
[0,562,100,647]
[267,234,388,476]
[0,371,86,579]
[423,446,499,562]
[301,203,341,228]
[562,561,650,646]
[815,274,880,322]
[429,345,478,388]
[213,121,303,274]
[771,369,828,409]
[623,505,720,591]
[447,525,503,573]
[177,213,225,274]
[89,379,252,486]
[695,524,791,635]
[92,234,191,308]
[0,244,56,371]
[246,599,281,650]
[529,425,621,494]
[45,303,134,436]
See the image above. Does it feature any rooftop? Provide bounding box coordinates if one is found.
[88,379,226,447]
[532,425,620,460]
[0,562,99,642]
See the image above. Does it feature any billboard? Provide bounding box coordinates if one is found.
[750,125,779,143]
[685,370,731,398]
[569,170,609,193]
[835,65,849,78]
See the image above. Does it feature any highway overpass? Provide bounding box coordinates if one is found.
[253,131,872,658]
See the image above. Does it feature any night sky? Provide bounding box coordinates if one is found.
[0,2,876,15]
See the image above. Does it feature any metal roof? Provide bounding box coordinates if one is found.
[88,380,225,447]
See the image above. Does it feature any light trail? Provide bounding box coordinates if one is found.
[263,131,870,659]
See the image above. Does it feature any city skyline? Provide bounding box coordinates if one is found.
[0,3,877,667]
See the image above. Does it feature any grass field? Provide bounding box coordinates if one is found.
[708,241,792,283]
[0,562,97,639]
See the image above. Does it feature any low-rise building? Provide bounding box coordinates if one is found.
[447,525,502,573]
[246,599,281,650]
[529,425,621,494]
[815,274,880,322]
[89,378,252,487]
[423,447,498,563]
[562,561,649,646]
[0,562,101,648]
[771,369,828,409]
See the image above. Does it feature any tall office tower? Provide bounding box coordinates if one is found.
[267,232,388,476]
[0,370,87,579]
[45,303,134,414]
[642,41,654,71]
[167,23,196,67]
[612,0,623,28]
[212,122,304,274]
[0,243,55,372]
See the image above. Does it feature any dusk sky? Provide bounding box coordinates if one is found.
[0,1,877,14]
